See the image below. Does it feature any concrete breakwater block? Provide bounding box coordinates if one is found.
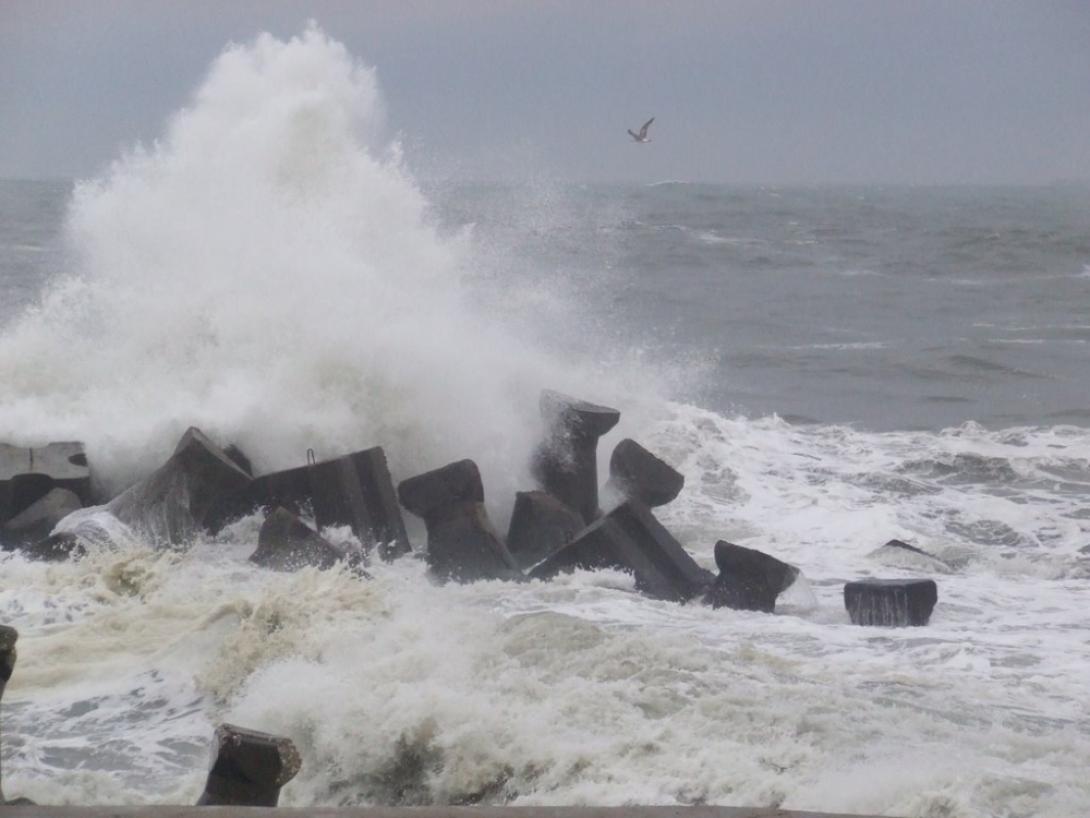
[702,541,799,613]
[398,459,522,583]
[209,446,409,561]
[844,578,938,626]
[1,488,81,548]
[108,427,252,545]
[197,724,301,807]
[531,501,713,602]
[531,390,620,524]
[251,507,362,572]
[0,625,32,806]
[505,490,585,570]
[0,442,91,527]
[607,438,684,508]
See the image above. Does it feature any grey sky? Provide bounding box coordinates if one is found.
[2,0,1088,184]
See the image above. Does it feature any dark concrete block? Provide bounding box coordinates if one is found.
[608,438,684,508]
[531,390,620,524]
[208,447,409,561]
[196,723,301,807]
[107,427,252,544]
[398,460,521,583]
[1,441,91,525]
[844,578,938,627]
[530,501,712,602]
[223,444,254,476]
[250,507,353,572]
[21,531,84,562]
[1,488,82,548]
[505,490,585,570]
[702,541,799,613]
[309,447,409,561]
[398,459,483,522]
[0,625,16,805]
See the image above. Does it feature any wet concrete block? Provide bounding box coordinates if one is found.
[196,723,301,807]
[608,438,684,508]
[702,541,800,613]
[223,444,254,476]
[108,427,252,544]
[505,490,585,570]
[531,500,713,602]
[531,390,620,523]
[398,460,522,583]
[250,507,356,572]
[844,578,938,626]
[1,441,91,525]
[208,447,409,560]
[1,488,82,548]
[309,447,410,561]
[0,625,17,805]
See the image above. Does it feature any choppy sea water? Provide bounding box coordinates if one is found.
[1,28,1089,818]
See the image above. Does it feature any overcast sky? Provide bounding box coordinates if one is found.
[2,0,1088,184]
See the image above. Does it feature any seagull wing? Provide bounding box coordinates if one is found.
[639,117,655,138]
[627,129,640,141]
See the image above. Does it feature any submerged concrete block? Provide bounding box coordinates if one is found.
[844,578,938,627]
[505,490,585,570]
[0,442,91,526]
[250,507,356,572]
[197,724,301,807]
[398,460,521,583]
[108,427,252,545]
[531,500,713,602]
[1,488,82,548]
[531,390,620,524]
[702,541,799,613]
[608,438,684,508]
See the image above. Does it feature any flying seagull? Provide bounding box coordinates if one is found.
[627,117,654,143]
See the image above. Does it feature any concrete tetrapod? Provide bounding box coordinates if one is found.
[531,501,713,602]
[531,390,620,524]
[505,490,585,570]
[0,625,32,806]
[1,442,91,527]
[844,578,938,626]
[108,427,252,545]
[197,724,301,806]
[1,488,82,549]
[607,438,685,508]
[702,541,800,613]
[398,459,522,583]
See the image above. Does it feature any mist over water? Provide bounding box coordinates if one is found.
[1,28,1089,818]
[0,26,658,504]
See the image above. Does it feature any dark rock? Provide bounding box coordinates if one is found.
[1,488,82,548]
[223,444,254,476]
[607,438,684,508]
[108,427,252,544]
[531,390,620,523]
[250,507,356,572]
[530,500,713,602]
[1,441,91,526]
[506,490,585,570]
[844,578,938,626]
[208,447,409,561]
[196,723,301,807]
[398,460,521,583]
[702,541,800,613]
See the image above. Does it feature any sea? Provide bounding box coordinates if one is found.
[0,29,1088,818]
